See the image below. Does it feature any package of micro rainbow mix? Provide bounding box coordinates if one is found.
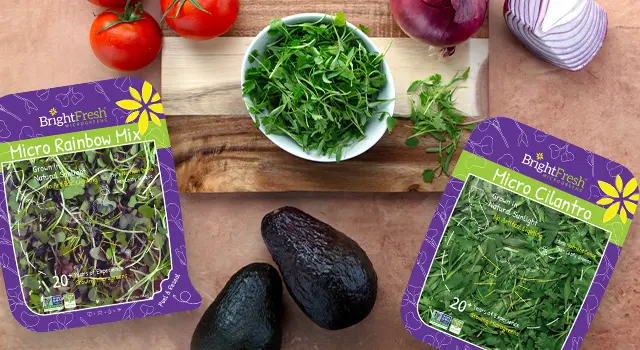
[0,78,201,331]
[401,117,636,349]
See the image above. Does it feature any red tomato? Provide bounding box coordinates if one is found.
[161,0,240,40]
[90,5,162,71]
[87,0,137,7]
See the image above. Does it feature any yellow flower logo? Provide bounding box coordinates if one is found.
[597,175,638,223]
[116,81,163,135]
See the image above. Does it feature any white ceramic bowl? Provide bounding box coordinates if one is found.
[241,13,395,162]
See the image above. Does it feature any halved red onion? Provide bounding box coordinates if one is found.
[504,0,607,71]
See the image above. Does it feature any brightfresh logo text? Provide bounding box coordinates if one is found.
[39,107,108,128]
[521,153,585,191]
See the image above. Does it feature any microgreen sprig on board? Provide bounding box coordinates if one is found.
[388,68,480,183]
[242,12,390,161]
[4,142,171,313]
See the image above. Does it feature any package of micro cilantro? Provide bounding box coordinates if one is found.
[401,117,637,350]
[0,78,201,332]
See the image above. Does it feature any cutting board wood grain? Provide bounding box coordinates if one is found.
[167,115,470,192]
[162,12,488,193]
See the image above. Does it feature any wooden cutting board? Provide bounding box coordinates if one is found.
[161,7,489,193]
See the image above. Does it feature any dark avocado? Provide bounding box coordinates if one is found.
[261,206,378,330]
[191,263,283,350]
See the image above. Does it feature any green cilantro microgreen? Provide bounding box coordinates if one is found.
[419,175,609,349]
[334,12,347,27]
[357,24,371,35]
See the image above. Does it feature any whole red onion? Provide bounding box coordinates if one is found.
[390,0,488,53]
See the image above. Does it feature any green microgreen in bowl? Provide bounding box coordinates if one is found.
[242,12,391,161]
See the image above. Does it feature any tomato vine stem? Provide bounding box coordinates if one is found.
[98,0,145,33]
[161,0,211,22]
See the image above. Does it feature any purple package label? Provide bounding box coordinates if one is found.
[0,78,201,332]
[401,117,636,350]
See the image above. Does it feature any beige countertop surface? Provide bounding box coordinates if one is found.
[1,1,639,349]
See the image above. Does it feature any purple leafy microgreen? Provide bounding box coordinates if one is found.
[3,142,171,314]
